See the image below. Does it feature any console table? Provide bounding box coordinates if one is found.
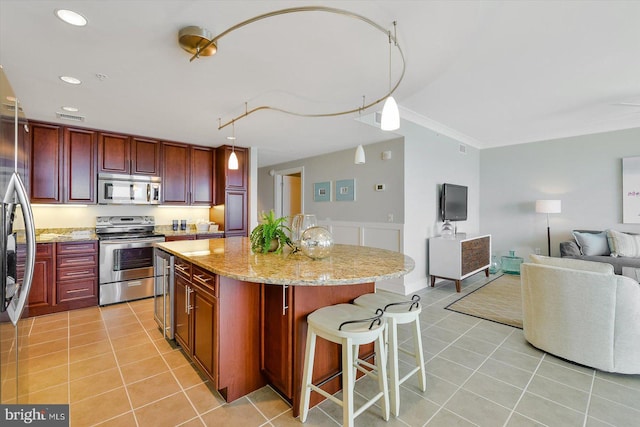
[429,234,491,292]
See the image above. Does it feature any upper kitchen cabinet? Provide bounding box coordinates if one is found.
[191,145,214,206]
[98,132,161,176]
[215,145,247,202]
[64,127,97,204]
[30,122,62,203]
[162,142,214,206]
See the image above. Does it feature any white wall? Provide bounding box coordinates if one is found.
[480,127,640,259]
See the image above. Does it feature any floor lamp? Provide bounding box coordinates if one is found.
[535,200,561,256]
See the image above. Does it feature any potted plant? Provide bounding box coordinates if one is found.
[250,210,293,254]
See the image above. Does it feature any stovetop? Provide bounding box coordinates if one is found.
[95,215,159,239]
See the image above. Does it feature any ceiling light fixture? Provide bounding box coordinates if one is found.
[59,76,81,85]
[381,21,400,131]
[227,120,239,170]
[179,6,405,131]
[54,9,88,27]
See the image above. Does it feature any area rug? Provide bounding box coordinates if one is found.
[445,274,523,329]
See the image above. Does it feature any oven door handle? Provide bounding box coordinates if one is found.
[100,238,165,245]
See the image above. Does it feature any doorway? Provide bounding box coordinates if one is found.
[273,167,304,229]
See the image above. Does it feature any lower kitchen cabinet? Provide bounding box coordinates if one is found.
[24,243,55,317]
[260,284,293,398]
[165,235,196,242]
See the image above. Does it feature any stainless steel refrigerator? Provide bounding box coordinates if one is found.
[0,66,36,404]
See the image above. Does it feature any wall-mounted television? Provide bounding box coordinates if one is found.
[440,183,468,221]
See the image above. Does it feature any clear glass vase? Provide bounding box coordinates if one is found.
[489,254,501,274]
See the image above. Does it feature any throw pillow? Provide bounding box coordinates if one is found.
[572,231,610,256]
[606,229,640,257]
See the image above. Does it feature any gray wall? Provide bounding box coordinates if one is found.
[258,138,404,223]
[480,127,640,259]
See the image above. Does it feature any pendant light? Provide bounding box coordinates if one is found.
[355,96,366,164]
[227,120,239,170]
[381,22,400,131]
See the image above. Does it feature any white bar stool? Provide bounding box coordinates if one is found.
[299,303,389,427]
[354,293,426,416]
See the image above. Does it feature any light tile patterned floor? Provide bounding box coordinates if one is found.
[15,274,640,426]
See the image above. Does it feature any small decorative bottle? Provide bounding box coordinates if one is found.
[501,250,524,275]
[489,254,501,274]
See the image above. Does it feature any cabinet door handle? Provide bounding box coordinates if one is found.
[186,286,194,314]
[193,274,211,283]
[282,285,289,316]
[66,288,89,294]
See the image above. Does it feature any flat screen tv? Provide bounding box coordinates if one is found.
[440,183,468,221]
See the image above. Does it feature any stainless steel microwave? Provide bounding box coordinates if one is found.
[98,173,161,205]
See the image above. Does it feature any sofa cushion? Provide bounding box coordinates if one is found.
[572,230,610,256]
[606,229,640,257]
[529,254,614,274]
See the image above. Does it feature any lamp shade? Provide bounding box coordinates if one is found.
[354,144,365,164]
[381,96,400,131]
[228,150,239,170]
[535,199,561,214]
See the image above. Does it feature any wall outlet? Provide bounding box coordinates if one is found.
[534,248,541,255]
[387,213,394,222]
[375,183,385,191]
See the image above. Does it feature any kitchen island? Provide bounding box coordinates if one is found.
[154,237,414,416]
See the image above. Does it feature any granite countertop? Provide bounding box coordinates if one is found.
[32,228,97,243]
[155,236,415,286]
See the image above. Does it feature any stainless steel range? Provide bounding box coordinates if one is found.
[96,216,165,305]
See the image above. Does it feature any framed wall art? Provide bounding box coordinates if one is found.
[623,156,640,223]
[313,181,331,202]
[335,178,355,202]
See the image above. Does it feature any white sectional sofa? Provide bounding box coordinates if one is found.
[521,255,640,374]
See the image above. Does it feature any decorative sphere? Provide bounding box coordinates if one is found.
[300,226,334,259]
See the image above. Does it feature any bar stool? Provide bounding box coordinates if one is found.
[354,293,426,416]
[299,303,389,427]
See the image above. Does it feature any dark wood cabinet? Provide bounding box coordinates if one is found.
[56,241,98,306]
[30,122,62,203]
[162,141,190,204]
[190,145,214,206]
[213,145,248,236]
[260,284,293,398]
[25,243,55,317]
[165,235,196,242]
[64,127,97,203]
[174,263,192,354]
[98,132,160,176]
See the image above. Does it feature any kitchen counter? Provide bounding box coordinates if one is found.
[161,230,224,239]
[154,236,414,414]
[154,236,414,285]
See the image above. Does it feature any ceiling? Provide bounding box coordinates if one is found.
[1,1,640,167]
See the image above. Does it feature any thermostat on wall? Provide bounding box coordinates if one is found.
[375,184,385,191]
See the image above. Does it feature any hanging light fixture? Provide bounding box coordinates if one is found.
[227,120,239,170]
[355,96,366,164]
[381,21,400,131]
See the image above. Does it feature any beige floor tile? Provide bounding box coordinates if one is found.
[69,328,110,348]
[70,367,124,402]
[114,341,160,366]
[69,340,113,363]
[24,349,68,373]
[246,386,291,420]
[21,383,69,404]
[69,319,106,336]
[110,330,154,351]
[93,411,137,427]
[28,327,68,345]
[161,348,191,369]
[21,364,68,393]
[177,417,205,427]
[126,371,182,408]
[100,304,134,318]
[153,336,179,354]
[32,312,68,327]
[172,363,208,389]
[184,383,225,414]
[120,354,169,384]
[134,392,198,427]
[107,322,147,340]
[71,387,131,426]
[27,337,68,358]
[200,396,268,426]
[69,307,103,324]
[70,352,117,381]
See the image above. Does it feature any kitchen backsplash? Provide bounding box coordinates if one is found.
[24,205,211,229]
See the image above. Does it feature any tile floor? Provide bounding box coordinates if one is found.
[11,273,640,426]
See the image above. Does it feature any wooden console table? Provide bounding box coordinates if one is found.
[429,234,491,292]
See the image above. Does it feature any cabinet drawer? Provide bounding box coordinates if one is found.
[57,278,97,303]
[57,241,98,255]
[461,236,490,275]
[192,266,216,296]
[57,266,97,282]
[175,258,192,278]
[57,253,97,268]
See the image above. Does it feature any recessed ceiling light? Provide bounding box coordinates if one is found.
[226,136,236,140]
[59,76,81,85]
[6,96,16,102]
[62,106,79,112]
[55,9,87,26]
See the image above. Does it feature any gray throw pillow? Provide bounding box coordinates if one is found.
[572,230,610,256]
